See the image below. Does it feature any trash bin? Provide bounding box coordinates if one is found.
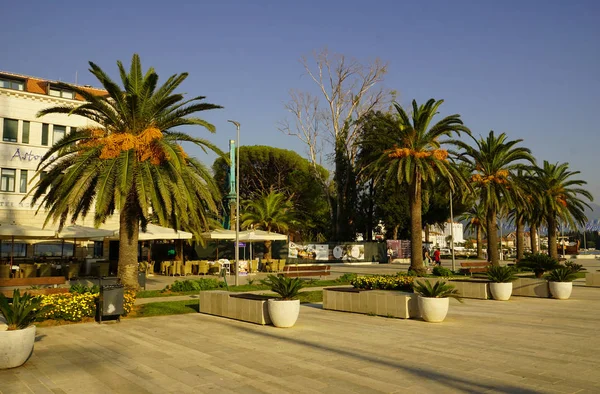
[96,280,124,323]
[138,271,146,290]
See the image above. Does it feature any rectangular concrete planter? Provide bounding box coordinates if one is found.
[198,291,273,325]
[512,277,550,298]
[585,272,600,286]
[419,277,489,300]
[322,287,419,319]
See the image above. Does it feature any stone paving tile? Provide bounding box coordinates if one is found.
[3,285,600,393]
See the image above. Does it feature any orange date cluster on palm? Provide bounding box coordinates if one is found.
[386,147,449,161]
[78,127,182,165]
[471,169,509,184]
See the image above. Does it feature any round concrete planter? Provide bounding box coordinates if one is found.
[549,281,573,300]
[418,296,449,323]
[0,325,36,369]
[267,299,300,328]
[489,282,513,301]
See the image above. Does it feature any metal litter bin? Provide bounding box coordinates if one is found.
[96,279,124,323]
[138,271,146,290]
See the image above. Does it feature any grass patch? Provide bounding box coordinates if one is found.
[131,300,199,318]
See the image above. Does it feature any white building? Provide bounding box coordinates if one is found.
[422,222,464,249]
[0,71,117,258]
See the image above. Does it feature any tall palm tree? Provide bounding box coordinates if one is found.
[460,203,486,260]
[507,169,536,261]
[370,99,470,272]
[534,161,592,260]
[30,54,223,288]
[241,189,295,259]
[454,131,535,265]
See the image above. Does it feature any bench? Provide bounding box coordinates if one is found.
[282,265,331,278]
[0,276,66,287]
[460,262,489,275]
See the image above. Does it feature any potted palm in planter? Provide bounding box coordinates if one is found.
[486,265,517,301]
[0,290,47,369]
[547,267,578,300]
[413,280,463,323]
[261,275,303,328]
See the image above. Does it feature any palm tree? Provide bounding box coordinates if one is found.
[507,169,536,261]
[460,203,486,259]
[241,189,295,259]
[370,99,470,272]
[534,161,592,260]
[454,131,535,265]
[30,54,223,288]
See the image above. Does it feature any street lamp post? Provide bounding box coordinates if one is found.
[449,190,455,271]
[228,120,240,286]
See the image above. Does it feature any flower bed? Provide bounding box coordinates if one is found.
[351,274,414,291]
[38,291,136,322]
[323,287,419,319]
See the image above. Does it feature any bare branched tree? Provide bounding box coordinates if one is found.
[279,48,390,240]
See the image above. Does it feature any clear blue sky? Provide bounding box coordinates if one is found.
[3,0,599,198]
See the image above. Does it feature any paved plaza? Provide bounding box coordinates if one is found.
[2,281,600,393]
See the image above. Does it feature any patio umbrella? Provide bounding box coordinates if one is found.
[239,230,288,261]
[56,225,115,259]
[0,223,56,266]
[108,224,193,241]
[200,229,237,240]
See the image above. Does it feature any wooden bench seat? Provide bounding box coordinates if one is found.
[0,276,66,287]
[460,262,489,275]
[282,265,331,278]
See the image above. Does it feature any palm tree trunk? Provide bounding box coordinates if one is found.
[476,225,484,259]
[408,175,423,271]
[117,210,140,290]
[487,208,499,265]
[264,240,272,260]
[516,217,525,261]
[548,216,558,260]
[530,225,539,254]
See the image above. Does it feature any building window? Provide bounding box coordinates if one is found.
[42,124,49,146]
[20,170,28,193]
[53,125,66,143]
[22,121,30,144]
[49,87,75,99]
[1,243,26,258]
[0,78,24,91]
[2,118,18,142]
[1,169,16,192]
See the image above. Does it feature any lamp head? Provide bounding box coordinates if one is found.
[227,120,240,128]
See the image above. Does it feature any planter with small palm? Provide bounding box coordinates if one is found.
[486,265,517,301]
[0,290,48,369]
[412,280,463,323]
[547,267,577,300]
[261,275,303,328]
[516,254,559,278]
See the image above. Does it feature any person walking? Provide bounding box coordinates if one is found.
[433,248,441,266]
[422,247,432,266]
[387,246,394,264]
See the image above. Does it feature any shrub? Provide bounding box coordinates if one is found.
[38,291,136,322]
[261,275,303,300]
[432,266,453,277]
[407,267,427,277]
[547,267,577,282]
[336,273,358,283]
[486,265,517,283]
[351,274,414,292]
[168,278,224,292]
[413,280,463,302]
[517,254,559,278]
[0,290,49,330]
[69,284,100,294]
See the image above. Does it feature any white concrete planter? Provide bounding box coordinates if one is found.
[0,325,36,369]
[267,299,300,328]
[549,281,573,300]
[418,296,449,323]
[489,282,513,301]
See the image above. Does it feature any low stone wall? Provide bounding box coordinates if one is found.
[418,277,489,299]
[512,277,550,298]
[585,272,600,286]
[198,291,273,325]
[323,288,419,319]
